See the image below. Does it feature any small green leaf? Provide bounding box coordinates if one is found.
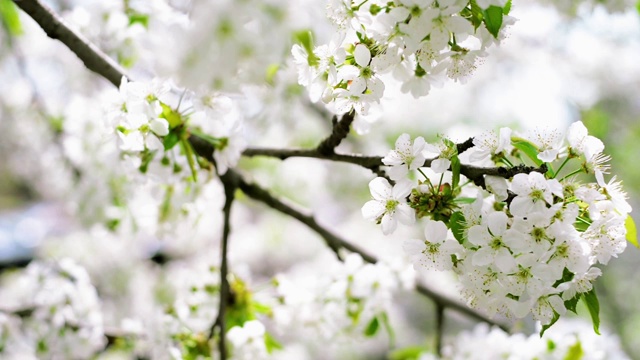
[449,211,466,244]
[563,340,584,360]
[540,310,560,337]
[564,294,581,314]
[364,316,380,337]
[0,0,23,36]
[625,215,638,248]
[451,155,461,190]
[553,267,575,288]
[160,103,183,129]
[264,332,283,354]
[293,29,319,66]
[128,13,149,28]
[265,63,279,85]
[582,288,600,335]
[389,346,426,360]
[163,132,180,150]
[512,137,543,166]
[503,0,512,15]
[468,0,484,30]
[483,6,503,39]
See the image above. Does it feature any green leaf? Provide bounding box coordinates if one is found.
[264,332,283,354]
[564,294,581,314]
[540,310,560,337]
[0,0,22,36]
[625,215,638,248]
[582,288,600,335]
[563,340,584,360]
[364,316,380,337]
[293,29,319,66]
[449,211,466,244]
[503,0,512,15]
[163,132,180,150]
[552,267,575,288]
[159,103,183,129]
[512,137,543,166]
[451,155,461,190]
[637,0,640,15]
[389,346,426,360]
[128,13,149,28]
[468,0,484,30]
[265,63,279,86]
[483,6,503,39]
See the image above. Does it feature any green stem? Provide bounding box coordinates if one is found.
[576,216,592,226]
[418,168,429,181]
[352,0,368,10]
[501,156,514,168]
[554,157,571,178]
[560,168,583,182]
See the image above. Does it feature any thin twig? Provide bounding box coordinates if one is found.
[208,172,238,359]
[243,147,383,174]
[435,304,445,357]
[12,0,128,87]
[316,111,356,155]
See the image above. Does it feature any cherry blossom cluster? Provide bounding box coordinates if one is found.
[0,259,105,358]
[293,0,515,115]
[105,77,247,180]
[271,253,415,341]
[362,121,633,329]
[424,320,629,359]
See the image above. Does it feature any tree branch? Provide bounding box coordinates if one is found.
[12,0,128,87]
[208,172,237,359]
[435,304,445,357]
[230,170,508,330]
[316,111,356,155]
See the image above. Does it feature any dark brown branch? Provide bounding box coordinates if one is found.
[456,137,475,154]
[0,257,32,273]
[317,111,356,155]
[243,147,382,169]
[435,304,445,357]
[208,172,237,359]
[12,0,128,87]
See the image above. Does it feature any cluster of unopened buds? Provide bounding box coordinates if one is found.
[293,0,514,115]
[362,121,633,332]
